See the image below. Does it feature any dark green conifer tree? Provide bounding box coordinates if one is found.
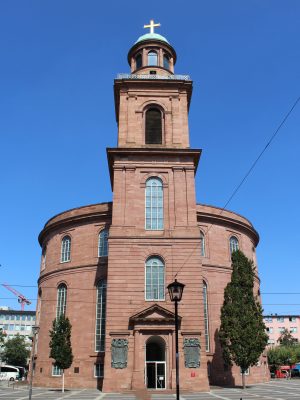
[49,315,73,392]
[219,250,268,388]
[2,334,29,367]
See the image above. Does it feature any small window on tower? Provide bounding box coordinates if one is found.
[148,51,158,66]
[163,54,170,69]
[145,108,162,144]
[135,54,142,69]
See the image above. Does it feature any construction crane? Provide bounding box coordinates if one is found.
[2,283,31,310]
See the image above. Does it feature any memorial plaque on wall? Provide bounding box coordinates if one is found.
[183,338,200,368]
[111,338,128,369]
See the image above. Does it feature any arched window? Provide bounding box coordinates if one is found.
[95,280,107,352]
[145,108,162,144]
[230,236,239,255]
[145,257,165,300]
[203,281,210,352]
[135,53,142,69]
[56,284,67,318]
[41,245,47,270]
[145,178,163,230]
[148,51,158,66]
[163,54,170,69]
[61,235,71,263]
[200,231,205,257]
[98,229,108,257]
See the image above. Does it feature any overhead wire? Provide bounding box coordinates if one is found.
[174,96,300,278]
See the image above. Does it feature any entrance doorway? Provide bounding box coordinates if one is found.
[145,336,166,389]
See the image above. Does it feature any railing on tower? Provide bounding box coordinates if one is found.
[117,73,191,81]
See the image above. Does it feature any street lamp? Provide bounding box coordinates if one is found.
[168,279,185,400]
[29,325,39,400]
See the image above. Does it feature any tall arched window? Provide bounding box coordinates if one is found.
[145,108,162,144]
[163,54,170,69]
[203,281,210,352]
[230,236,239,255]
[56,284,67,318]
[145,178,163,230]
[145,257,165,300]
[200,231,205,257]
[98,229,108,257]
[148,51,158,66]
[135,53,142,69]
[61,235,71,263]
[95,280,107,352]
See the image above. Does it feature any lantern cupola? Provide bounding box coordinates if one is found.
[127,19,176,75]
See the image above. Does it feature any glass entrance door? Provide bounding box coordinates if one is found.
[156,362,166,389]
[146,361,166,389]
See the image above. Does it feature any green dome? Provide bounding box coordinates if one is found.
[135,33,169,44]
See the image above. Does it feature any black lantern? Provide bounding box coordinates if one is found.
[167,279,185,302]
[167,279,185,400]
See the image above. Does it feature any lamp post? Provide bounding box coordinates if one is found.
[28,325,39,400]
[167,279,185,400]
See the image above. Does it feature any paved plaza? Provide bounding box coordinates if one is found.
[2,380,300,400]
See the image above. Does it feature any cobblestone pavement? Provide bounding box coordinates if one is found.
[1,380,300,399]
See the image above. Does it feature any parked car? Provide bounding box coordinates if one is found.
[275,365,291,378]
[291,369,300,378]
[0,365,20,381]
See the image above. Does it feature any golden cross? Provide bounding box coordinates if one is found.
[144,19,161,34]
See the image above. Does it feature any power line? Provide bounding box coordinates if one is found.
[175,96,300,278]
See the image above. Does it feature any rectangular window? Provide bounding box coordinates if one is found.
[290,327,297,333]
[289,317,296,322]
[240,368,250,375]
[278,327,285,333]
[269,327,273,333]
[268,339,275,345]
[277,317,284,322]
[95,282,107,352]
[264,317,272,323]
[203,283,210,352]
[94,363,104,378]
[52,365,62,376]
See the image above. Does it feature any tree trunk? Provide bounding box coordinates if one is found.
[62,370,65,393]
[242,371,245,389]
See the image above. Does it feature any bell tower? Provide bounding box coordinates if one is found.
[114,21,191,149]
[104,22,209,392]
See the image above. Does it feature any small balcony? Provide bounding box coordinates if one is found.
[116,73,191,81]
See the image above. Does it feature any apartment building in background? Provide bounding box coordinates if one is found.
[0,307,36,362]
[264,314,300,346]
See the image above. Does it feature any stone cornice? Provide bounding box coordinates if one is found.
[114,78,192,121]
[38,262,106,285]
[196,207,259,246]
[38,202,112,245]
[107,147,201,190]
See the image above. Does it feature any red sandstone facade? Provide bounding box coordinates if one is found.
[34,29,269,392]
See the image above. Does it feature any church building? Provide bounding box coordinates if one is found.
[34,21,269,392]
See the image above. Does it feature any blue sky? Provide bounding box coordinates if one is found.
[0,0,299,315]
